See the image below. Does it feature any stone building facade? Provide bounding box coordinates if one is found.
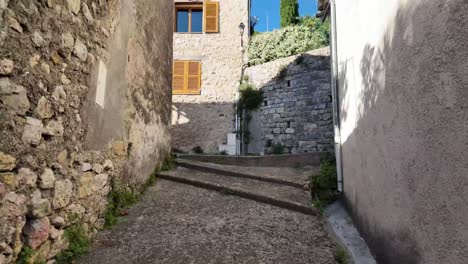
[245,48,333,154]
[171,0,250,154]
[0,0,172,263]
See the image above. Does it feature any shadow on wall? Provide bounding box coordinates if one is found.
[339,1,468,263]
[171,102,235,154]
[248,52,333,155]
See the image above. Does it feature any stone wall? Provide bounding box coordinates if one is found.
[171,0,249,154]
[245,48,333,154]
[0,0,172,263]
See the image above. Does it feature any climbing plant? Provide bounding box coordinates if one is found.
[237,82,263,152]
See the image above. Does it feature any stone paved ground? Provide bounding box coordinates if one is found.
[79,179,337,264]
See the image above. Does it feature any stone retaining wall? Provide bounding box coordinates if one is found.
[0,0,172,263]
[245,47,334,154]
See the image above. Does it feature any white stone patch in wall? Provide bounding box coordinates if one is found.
[95,60,107,108]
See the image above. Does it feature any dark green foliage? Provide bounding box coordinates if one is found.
[104,182,139,228]
[219,150,228,155]
[314,159,337,191]
[309,158,339,213]
[17,246,34,264]
[192,146,204,154]
[161,154,175,172]
[276,65,288,80]
[272,143,285,154]
[55,225,90,263]
[280,0,299,28]
[334,247,350,264]
[239,83,264,112]
[299,15,330,45]
[294,54,305,65]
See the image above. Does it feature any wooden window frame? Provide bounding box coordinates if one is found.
[173,60,202,95]
[174,3,203,34]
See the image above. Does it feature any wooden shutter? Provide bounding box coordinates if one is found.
[173,61,201,95]
[204,1,219,33]
[173,61,186,94]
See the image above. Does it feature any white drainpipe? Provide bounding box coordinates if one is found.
[329,0,344,192]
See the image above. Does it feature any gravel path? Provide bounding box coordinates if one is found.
[79,179,337,264]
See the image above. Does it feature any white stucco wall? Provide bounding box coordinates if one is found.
[335,0,468,263]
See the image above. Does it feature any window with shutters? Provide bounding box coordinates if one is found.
[173,60,202,95]
[174,1,219,33]
[175,4,203,33]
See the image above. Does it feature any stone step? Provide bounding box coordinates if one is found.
[159,167,318,216]
[175,158,316,189]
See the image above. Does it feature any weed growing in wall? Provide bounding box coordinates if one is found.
[192,146,204,154]
[103,154,174,228]
[272,143,285,154]
[16,246,34,264]
[55,225,91,264]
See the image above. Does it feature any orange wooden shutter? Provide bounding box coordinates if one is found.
[187,61,201,93]
[204,1,219,33]
[173,61,186,94]
[173,61,201,95]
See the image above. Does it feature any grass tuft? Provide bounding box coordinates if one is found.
[55,225,90,264]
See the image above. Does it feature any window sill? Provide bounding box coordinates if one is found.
[174,32,203,34]
[173,92,202,95]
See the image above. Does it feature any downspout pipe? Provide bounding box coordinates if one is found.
[325,0,344,192]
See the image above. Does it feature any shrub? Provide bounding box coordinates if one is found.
[219,150,228,155]
[192,146,204,154]
[280,0,299,28]
[55,225,90,264]
[248,25,329,65]
[272,143,285,154]
[334,246,350,264]
[309,158,338,213]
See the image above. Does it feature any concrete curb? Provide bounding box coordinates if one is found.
[325,201,377,264]
[158,173,318,216]
[175,159,304,189]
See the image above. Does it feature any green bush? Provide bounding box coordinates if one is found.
[309,159,338,213]
[192,146,204,154]
[334,246,350,264]
[280,0,299,28]
[272,143,285,155]
[313,159,337,191]
[299,15,330,44]
[248,25,329,65]
[55,225,90,264]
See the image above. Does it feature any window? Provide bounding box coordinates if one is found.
[174,1,219,33]
[173,60,202,95]
[175,4,203,33]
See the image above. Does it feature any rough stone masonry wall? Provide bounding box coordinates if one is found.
[245,48,333,154]
[171,0,249,153]
[0,0,172,263]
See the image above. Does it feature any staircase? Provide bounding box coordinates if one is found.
[159,158,319,215]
